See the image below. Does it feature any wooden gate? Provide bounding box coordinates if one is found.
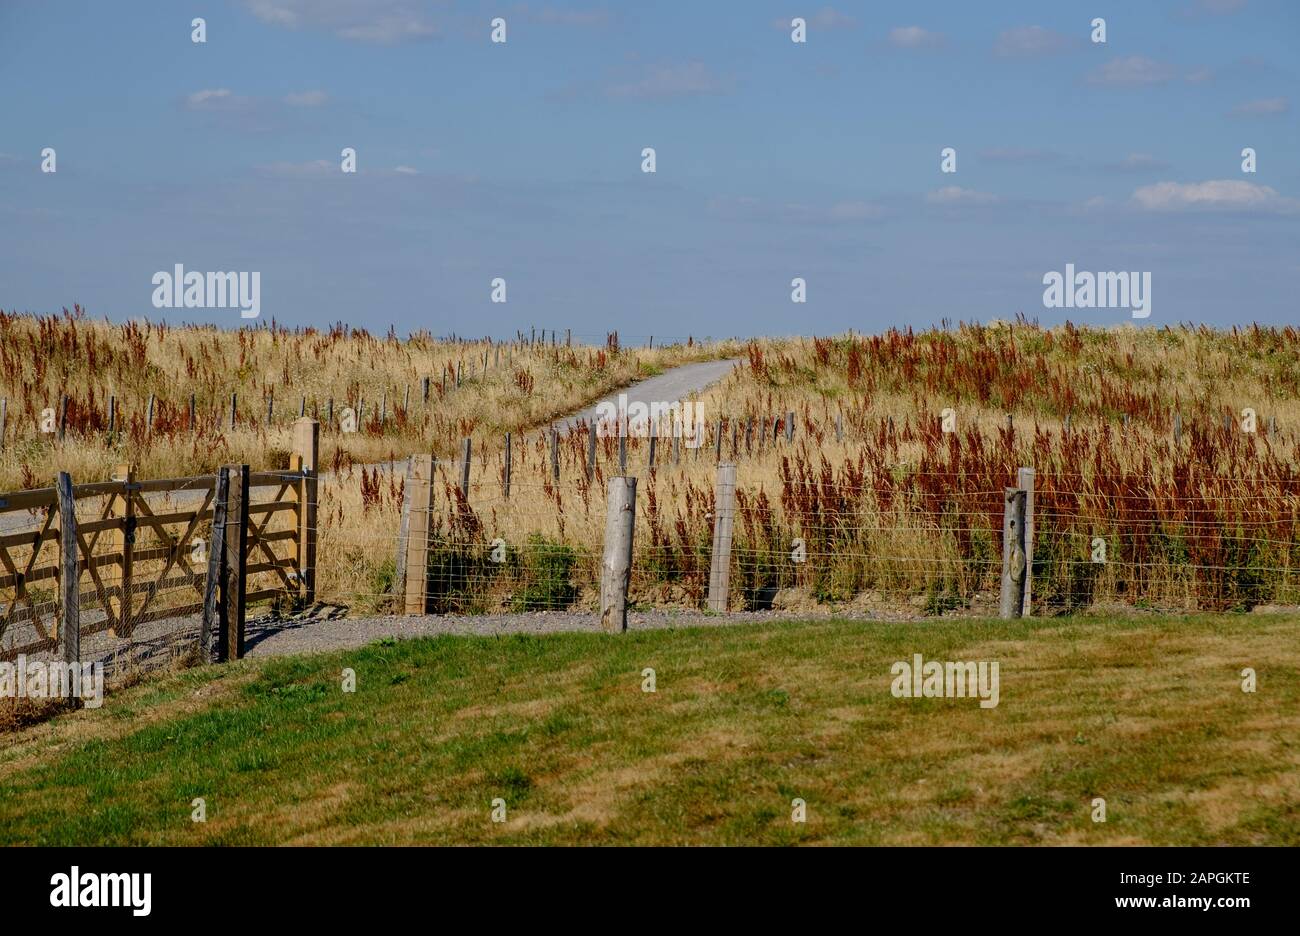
[0,418,318,662]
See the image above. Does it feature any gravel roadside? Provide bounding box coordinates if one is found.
[241,606,923,658]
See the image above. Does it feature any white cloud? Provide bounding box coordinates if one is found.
[994,26,1068,58]
[392,165,420,175]
[771,8,856,31]
[606,63,728,99]
[1087,56,1177,87]
[284,90,329,107]
[246,1,436,43]
[888,26,942,49]
[926,186,1000,206]
[1131,179,1299,213]
[184,88,239,110]
[810,7,857,29]
[1230,97,1289,117]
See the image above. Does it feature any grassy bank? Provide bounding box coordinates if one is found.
[1,612,1296,845]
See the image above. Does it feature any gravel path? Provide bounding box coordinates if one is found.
[551,358,739,432]
[241,606,919,658]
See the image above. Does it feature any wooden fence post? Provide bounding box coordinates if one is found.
[647,421,657,470]
[201,466,230,663]
[110,464,136,637]
[56,472,79,670]
[999,488,1027,620]
[189,393,197,431]
[714,419,723,461]
[600,476,637,634]
[107,395,115,437]
[293,417,319,605]
[1174,411,1182,445]
[785,411,794,444]
[504,432,513,497]
[403,454,434,615]
[229,392,237,431]
[672,429,681,466]
[459,437,472,498]
[549,428,560,481]
[618,433,627,475]
[219,464,249,661]
[1017,466,1035,617]
[587,422,597,479]
[706,463,737,613]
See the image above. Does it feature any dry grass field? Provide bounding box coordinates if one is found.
[3,311,1298,617]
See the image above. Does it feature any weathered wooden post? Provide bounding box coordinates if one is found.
[110,463,137,637]
[266,388,274,427]
[999,487,1027,620]
[403,454,434,615]
[504,432,513,497]
[1174,411,1182,445]
[835,412,843,442]
[714,419,723,461]
[218,464,249,661]
[745,416,753,453]
[672,429,681,466]
[229,392,238,431]
[327,397,334,428]
[300,395,307,418]
[459,437,472,498]
[422,376,430,403]
[647,421,657,470]
[56,472,79,671]
[1017,466,1035,617]
[785,411,794,444]
[586,421,598,480]
[618,432,627,475]
[600,477,637,633]
[201,466,230,662]
[189,393,197,431]
[706,463,737,613]
[549,428,560,481]
[293,417,319,605]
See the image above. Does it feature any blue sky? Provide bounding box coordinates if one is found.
[1,0,1297,339]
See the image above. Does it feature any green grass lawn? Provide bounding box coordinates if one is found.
[1,613,1297,845]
